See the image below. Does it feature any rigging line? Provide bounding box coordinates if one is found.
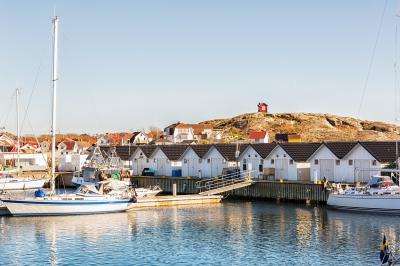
[357,0,389,116]
[20,43,48,134]
[0,91,15,129]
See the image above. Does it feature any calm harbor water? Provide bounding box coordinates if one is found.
[0,200,398,265]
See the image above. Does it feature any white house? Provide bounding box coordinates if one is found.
[308,142,357,183]
[129,131,150,145]
[264,143,320,181]
[149,145,187,176]
[57,139,79,155]
[0,152,48,171]
[0,133,14,147]
[58,153,88,172]
[180,145,212,177]
[248,131,269,143]
[131,146,157,176]
[239,143,276,178]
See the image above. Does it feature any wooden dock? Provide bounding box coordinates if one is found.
[132,195,222,209]
[131,176,329,203]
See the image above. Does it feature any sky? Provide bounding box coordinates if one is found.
[0,0,399,135]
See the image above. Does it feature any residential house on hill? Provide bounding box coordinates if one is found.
[129,131,150,145]
[0,133,14,147]
[97,133,133,146]
[249,131,269,143]
[163,123,213,143]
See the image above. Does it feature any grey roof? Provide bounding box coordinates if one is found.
[190,144,213,158]
[279,142,321,162]
[359,141,399,163]
[323,142,358,159]
[214,144,249,161]
[159,145,189,160]
[251,143,277,158]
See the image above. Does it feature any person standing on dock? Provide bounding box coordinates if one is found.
[322,176,329,192]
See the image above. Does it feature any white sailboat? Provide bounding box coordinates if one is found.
[1,16,135,216]
[327,175,400,214]
[0,89,47,190]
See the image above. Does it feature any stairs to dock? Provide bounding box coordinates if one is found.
[196,171,254,196]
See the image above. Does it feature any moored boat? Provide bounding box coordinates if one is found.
[327,175,400,214]
[0,175,47,190]
[1,16,136,217]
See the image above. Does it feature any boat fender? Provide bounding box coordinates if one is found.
[34,189,46,198]
[129,196,137,203]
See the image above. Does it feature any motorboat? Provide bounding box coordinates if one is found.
[327,175,400,214]
[0,175,47,190]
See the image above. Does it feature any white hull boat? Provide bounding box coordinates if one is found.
[327,175,400,214]
[2,197,133,216]
[327,194,400,214]
[0,177,47,190]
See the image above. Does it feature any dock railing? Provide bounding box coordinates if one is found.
[195,170,254,194]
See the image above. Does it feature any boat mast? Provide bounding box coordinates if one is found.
[51,16,59,194]
[16,88,20,175]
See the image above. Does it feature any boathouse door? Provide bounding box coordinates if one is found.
[319,159,334,182]
[275,159,288,180]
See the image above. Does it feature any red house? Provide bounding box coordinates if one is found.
[258,102,268,113]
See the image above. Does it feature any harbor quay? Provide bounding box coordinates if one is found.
[130,176,329,203]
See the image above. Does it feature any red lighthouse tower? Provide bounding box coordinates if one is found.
[258,102,268,113]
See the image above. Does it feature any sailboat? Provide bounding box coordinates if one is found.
[0,89,47,190]
[1,16,135,216]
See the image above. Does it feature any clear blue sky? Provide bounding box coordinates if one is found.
[0,0,399,135]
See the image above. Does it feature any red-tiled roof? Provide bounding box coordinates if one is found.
[249,131,266,139]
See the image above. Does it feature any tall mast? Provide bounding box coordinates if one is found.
[51,16,59,193]
[16,88,20,175]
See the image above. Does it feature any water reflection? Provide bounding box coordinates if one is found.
[0,201,399,265]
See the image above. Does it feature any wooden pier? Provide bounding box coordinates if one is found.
[130,176,329,203]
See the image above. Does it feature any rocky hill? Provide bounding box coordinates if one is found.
[200,113,400,142]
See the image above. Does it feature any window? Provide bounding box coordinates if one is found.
[243,159,247,164]
[271,159,275,164]
[184,159,188,164]
[260,159,264,165]
[243,164,247,171]
[289,159,294,165]
[134,158,137,162]
[207,159,211,164]
[255,154,258,158]
[335,160,340,166]
[153,159,156,163]
[198,159,202,164]
[314,160,318,165]
[348,160,353,166]
[259,164,263,172]
[248,154,251,158]
[372,160,377,166]
[146,159,149,163]
[283,154,287,158]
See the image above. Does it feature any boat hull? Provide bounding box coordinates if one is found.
[2,198,132,216]
[0,178,47,190]
[327,194,400,214]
